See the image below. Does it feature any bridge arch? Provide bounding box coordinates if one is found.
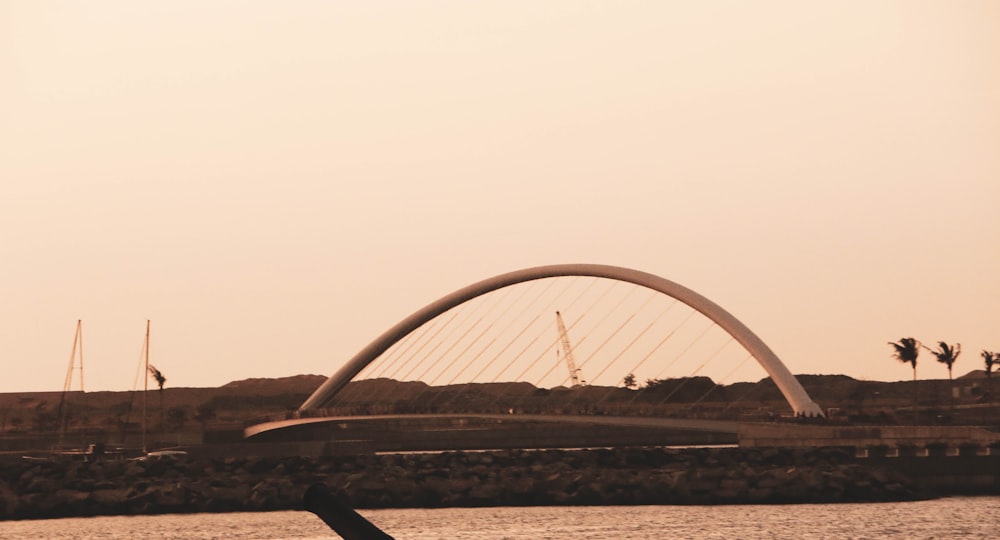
[300,264,823,416]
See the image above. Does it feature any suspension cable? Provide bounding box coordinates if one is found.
[481,276,611,411]
[688,353,754,408]
[591,298,680,407]
[653,336,734,406]
[401,278,557,412]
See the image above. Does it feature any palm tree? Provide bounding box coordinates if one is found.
[982,350,996,401]
[148,364,167,428]
[888,337,921,422]
[930,341,961,379]
[889,337,920,378]
[930,341,961,408]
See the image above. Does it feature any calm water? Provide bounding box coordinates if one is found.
[1,497,997,539]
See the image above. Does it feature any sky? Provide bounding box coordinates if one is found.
[1,1,998,394]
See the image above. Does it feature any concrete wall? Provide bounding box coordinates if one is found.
[739,423,1000,449]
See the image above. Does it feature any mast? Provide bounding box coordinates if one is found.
[142,320,150,453]
[57,320,84,447]
[79,321,84,391]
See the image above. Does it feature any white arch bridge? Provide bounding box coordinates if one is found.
[248,264,822,442]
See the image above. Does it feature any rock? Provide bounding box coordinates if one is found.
[746,486,774,503]
[91,488,129,511]
[0,445,937,519]
[0,482,20,518]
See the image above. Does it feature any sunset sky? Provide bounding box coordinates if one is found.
[2,1,998,394]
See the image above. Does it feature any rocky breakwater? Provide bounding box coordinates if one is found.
[0,447,926,521]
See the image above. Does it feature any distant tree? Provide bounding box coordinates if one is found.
[148,364,167,427]
[109,402,132,432]
[930,341,961,381]
[166,406,188,431]
[929,341,961,408]
[194,403,217,429]
[148,364,166,391]
[982,350,996,400]
[888,337,921,422]
[638,377,715,403]
[623,373,637,389]
[889,338,920,379]
[33,409,57,433]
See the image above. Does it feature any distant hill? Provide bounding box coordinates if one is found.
[957,369,989,380]
[0,371,993,438]
[219,374,328,393]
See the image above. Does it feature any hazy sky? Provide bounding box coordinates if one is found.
[2,1,998,394]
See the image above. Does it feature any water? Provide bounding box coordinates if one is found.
[1,497,997,539]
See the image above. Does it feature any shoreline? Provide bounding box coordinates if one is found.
[1,446,976,521]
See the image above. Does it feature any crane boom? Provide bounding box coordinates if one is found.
[555,311,584,386]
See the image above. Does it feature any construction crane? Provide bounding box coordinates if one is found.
[555,311,585,386]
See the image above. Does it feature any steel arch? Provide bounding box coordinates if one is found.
[300,264,823,416]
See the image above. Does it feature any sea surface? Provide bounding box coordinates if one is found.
[1,497,997,539]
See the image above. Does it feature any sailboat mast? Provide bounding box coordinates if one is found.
[58,320,84,448]
[142,320,150,453]
[78,321,84,392]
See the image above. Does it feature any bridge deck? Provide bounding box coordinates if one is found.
[244,413,741,439]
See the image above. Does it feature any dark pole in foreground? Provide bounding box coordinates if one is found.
[303,484,395,540]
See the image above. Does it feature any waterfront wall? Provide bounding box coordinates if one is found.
[0,446,950,521]
[739,423,1000,448]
